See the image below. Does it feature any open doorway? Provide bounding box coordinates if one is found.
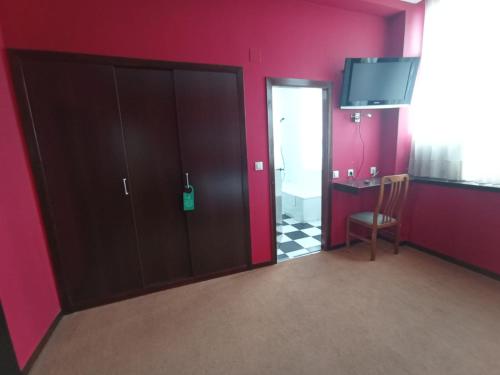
[266,78,332,263]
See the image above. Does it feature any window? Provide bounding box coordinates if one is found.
[409,0,500,185]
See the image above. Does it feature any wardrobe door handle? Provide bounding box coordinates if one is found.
[122,178,129,196]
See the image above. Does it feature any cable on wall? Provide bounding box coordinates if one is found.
[357,124,365,179]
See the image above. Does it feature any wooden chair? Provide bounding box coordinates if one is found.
[346,174,410,261]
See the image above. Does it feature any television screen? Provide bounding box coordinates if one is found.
[340,57,420,109]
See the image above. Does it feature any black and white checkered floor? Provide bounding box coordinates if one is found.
[277,215,322,262]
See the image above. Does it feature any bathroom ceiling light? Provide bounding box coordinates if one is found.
[401,0,423,3]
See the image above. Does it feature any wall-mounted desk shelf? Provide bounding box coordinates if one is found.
[334,176,500,194]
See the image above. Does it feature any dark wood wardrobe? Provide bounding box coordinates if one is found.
[9,50,251,312]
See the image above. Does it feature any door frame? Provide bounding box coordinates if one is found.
[8,49,252,312]
[266,77,333,264]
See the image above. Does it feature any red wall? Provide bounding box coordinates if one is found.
[3,5,496,371]
[0,26,60,368]
[330,4,424,247]
[0,0,397,263]
[408,183,500,275]
[0,0,416,367]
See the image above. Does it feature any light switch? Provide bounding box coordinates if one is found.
[332,170,340,179]
[255,161,264,171]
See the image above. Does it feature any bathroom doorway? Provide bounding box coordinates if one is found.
[266,78,332,263]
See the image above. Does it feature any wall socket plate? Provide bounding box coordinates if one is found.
[332,170,340,179]
[347,169,354,177]
[370,166,377,176]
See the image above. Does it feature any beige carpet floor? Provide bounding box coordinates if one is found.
[29,242,500,375]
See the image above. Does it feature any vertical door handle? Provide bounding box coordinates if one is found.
[122,178,129,196]
[185,173,190,189]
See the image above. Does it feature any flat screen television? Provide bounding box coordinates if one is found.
[340,57,420,109]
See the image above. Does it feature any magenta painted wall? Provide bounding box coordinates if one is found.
[330,4,424,247]
[378,12,405,177]
[0,26,60,368]
[0,0,420,367]
[395,4,425,174]
[0,0,397,262]
[3,5,497,371]
[407,183,500,275]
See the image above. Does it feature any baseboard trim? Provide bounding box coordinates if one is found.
[251,260,275,269]
[22,312,62,375]
[327,239,363,251]
[328,243,346,250]
[68,264,251,312]
[406,241,500,282]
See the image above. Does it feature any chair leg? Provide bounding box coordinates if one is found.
[346,219,351,247]
[394,224,401,254]
[370,228,377,261]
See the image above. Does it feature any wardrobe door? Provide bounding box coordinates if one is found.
[174,70,250,276]
[115,68,192,286]
[21,60,142,308]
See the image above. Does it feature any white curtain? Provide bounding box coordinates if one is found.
[409,0,500,184]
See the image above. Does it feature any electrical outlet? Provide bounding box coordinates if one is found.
[370,166,377,176]
[347,169,354,177]
[332,170,340,179]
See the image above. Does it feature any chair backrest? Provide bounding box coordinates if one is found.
[374,174,410,224]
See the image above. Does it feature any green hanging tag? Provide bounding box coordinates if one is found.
[183,185,195,211]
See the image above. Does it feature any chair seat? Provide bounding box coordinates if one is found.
[350,211,396,225]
